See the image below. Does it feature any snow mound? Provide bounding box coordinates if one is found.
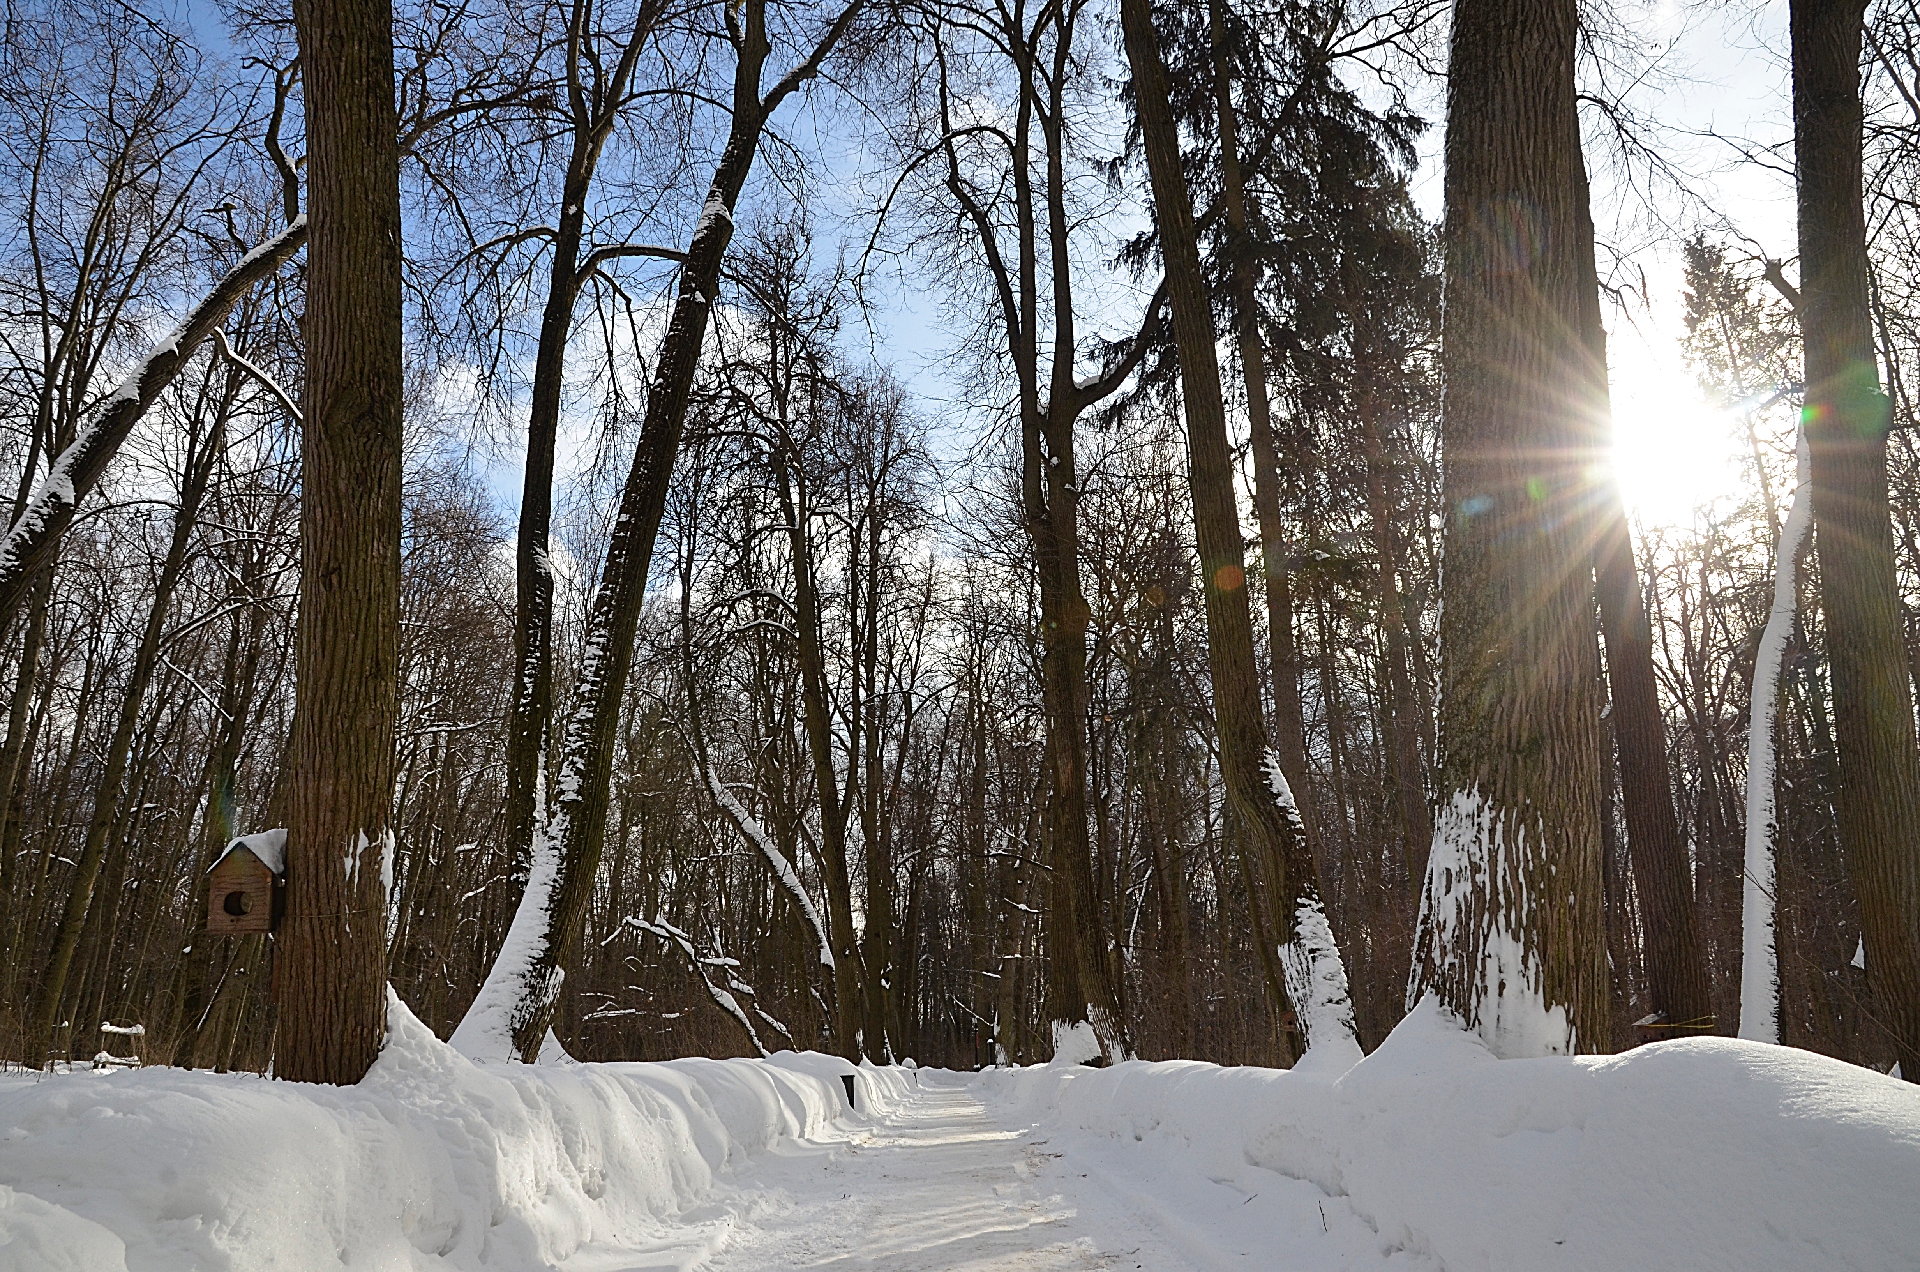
[0,992,873,1270]
[978,995,1920,1271]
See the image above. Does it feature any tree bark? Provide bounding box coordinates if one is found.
[278,0,406,1085]
[501,4,661,898]
[1358,390,1431,897]
[1409,0,1609,1056]
[0,568,51,988]
[1206,0,1318,849]
[775,443,868,1059]
[1791,0,1920,1080]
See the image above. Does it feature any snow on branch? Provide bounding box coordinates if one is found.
[626,915,770,1057]
[0,216,309,629]
[210,330,301,422]
[702,761,835,969]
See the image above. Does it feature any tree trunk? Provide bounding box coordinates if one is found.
[776,446,867,1059]
[0,567,51,989]
[1358,392,1431,898]
[1409,0,1609,1056]
[1791,0,1920,1080]
[1575,148,1713,1037]
[458,0,867,1062]
[501,6,659,897]
[1120,0,1356,1059]
[278,0,406,1085]
[1206,0,1318,848]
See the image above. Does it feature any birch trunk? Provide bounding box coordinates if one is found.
[1742,430,1813,1043]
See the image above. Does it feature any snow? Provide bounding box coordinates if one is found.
[0,991,871,1271]
[983,997,1920,1271]
[1277,894,1364,1070]
[1264,750,1361,1060]
[451,794,561,1062]
[9,999,1914,1271]
[1741,426,1811,1044]
[1047,1019,1102,1066]
[1413,787,1574,1057]
[209,828,286,877]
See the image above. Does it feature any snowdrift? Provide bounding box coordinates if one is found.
[976,997,1920,1272]
[0,993,907,1271]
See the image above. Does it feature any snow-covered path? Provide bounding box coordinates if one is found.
[564,1072,1419,1272]
[8,1014,1916,1270]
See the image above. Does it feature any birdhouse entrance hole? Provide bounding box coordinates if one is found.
[223,890,252,917]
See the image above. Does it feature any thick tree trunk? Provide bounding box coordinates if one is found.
[1791,0,1920,1080]
[278,0,406,1085]
[1120,0,1355,1059]
[1409,0,1609,1056]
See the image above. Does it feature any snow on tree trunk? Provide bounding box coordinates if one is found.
[451,787,561,1062]
[0,217,308,630]
[1741,427,1812,1044]
[1410,0,1610,1057]
[1265,753,1361,1062]
[1413,789,1577,1058]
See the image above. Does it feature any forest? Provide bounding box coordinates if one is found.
[0,0,1916,1103]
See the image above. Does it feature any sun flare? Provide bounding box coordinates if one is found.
[1607,329,1741,529]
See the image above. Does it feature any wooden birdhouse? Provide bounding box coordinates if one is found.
[206,829,287,936]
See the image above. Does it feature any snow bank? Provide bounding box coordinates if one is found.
[977,996,1920,1271]
[0,993,879,1270]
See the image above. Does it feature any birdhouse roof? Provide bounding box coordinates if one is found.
[209,828,287,877]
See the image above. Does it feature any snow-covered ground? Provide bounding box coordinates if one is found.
[3,994,1918,1271]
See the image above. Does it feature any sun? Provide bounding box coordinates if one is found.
[1605,326,1742,529]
